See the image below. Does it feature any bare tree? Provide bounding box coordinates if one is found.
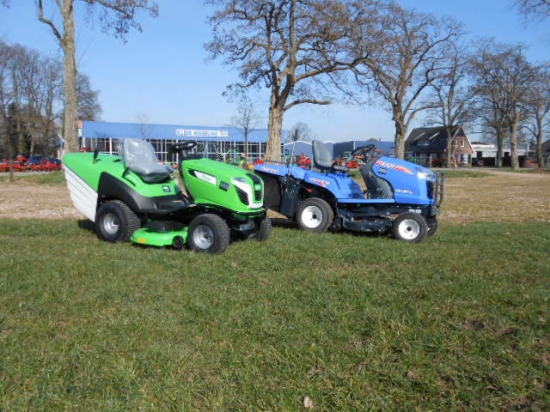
[426,45,477,167]
[77,73,102,121]
[470,41,536,170]
[6,45,29,157]
[15,48,63,156]
[229,95,263,163]
[350,3,464,159]
[205,0,366,161]
[0,41,16,181]
[513,0,550,21]
[287,122,312,143]
[0,41,101,159]
[2,0,158,153]
[523,63,550,168]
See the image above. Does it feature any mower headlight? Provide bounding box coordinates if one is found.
[232,176,262,208]
[232,177,252,206]
[232,177,250,191]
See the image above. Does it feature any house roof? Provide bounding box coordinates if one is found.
[543,139,550,154]
[405,126,464,154]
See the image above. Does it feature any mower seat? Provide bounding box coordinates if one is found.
[120,138,171,183]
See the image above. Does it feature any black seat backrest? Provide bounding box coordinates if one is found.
[360,160,393,199]
[312,140,333,171]
[119,139,171,183]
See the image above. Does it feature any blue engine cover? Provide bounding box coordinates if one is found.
[369,157,437,205]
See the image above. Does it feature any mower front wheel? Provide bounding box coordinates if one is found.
[427,218,439,237]
[393,212,428,243]
[296,198,334,232]
[250,216,272,241]
[188,214,230,254]
[96,200,141,243]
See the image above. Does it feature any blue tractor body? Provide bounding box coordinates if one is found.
[254,141,444,242]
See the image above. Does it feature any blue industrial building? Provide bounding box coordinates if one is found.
[80,121,273,164]
[80,121,395,163]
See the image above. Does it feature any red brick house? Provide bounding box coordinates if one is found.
[405,126,474,167]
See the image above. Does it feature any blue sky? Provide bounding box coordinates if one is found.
[0,0,548,142]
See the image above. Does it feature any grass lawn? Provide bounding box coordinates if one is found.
[1,172,549,411]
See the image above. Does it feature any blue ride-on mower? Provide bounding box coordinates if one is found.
[254,141,444,243]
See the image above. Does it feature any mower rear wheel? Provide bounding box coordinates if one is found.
[250,216,272,241]
[393,212,428,243]
[296,198,334,232]
[188,214,230,253]
[96,200,141,243]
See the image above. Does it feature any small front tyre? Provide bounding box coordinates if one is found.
[250,216,272,241]
[393,213,428,243]
[427,218,439,237]
[296,198,334,232]
[188,214,230,253]
[95,200,141,243]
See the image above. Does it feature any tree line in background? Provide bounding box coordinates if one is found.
[205,0,550,170]
[0,0,548,171]
[1,0,158,158]
[0,41,101,161]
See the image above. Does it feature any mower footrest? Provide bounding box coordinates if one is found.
[131,227,188,248]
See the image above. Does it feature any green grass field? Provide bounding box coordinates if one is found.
[1,173,549,411]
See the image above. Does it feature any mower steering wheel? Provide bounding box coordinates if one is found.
[351,144,377,163]
[169,141,197,154]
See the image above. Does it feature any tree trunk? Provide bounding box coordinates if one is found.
[535,117,544,169]
[62,1,78,153]
[496,131,504,168]
[445,127,457,168]
[509,122,520,171]
[393,115,406,160]
[266,105,284,162]
[7,137,14,183]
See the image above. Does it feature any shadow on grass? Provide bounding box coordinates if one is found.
[270,217,298,229]
[77,219,95,234]
[270,216,391,240]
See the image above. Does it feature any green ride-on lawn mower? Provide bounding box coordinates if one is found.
[63,139,271,253]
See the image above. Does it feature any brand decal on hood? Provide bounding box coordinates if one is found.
[258,166,282,174]
[309,177,330,187]
[374,160,413,175]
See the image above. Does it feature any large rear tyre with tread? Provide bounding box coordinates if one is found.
[393,212,428,243]
[296,198,334,232]
[96,200,141,243]
[250,217,272,241]
[188,214,230,254]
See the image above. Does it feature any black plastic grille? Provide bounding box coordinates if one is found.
[427,181,435,199]
[236,187,249,205]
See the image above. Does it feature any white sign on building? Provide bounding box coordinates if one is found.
[175,129,230,138]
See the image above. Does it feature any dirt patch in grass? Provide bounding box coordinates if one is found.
[442,170,550,224]
[0,182,81,220]
[1,169,549,223]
